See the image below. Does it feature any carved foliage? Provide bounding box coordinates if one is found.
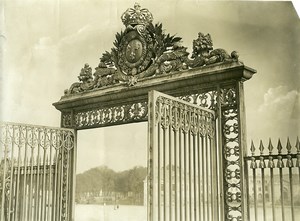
[64,4,240,95]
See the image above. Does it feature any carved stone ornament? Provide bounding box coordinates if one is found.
[118,28,153,75]
[65,3,240,95]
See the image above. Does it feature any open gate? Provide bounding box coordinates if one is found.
[48,3,256,221]
[148,91,219,221]
[0,122,76,221]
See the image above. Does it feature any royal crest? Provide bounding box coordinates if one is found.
[65,3,240,95]
[118,29,153,75]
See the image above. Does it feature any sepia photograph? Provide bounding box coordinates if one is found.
[0,0,299,221]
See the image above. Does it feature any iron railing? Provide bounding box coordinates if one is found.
[244,138,300,221]
[0,122,75,221]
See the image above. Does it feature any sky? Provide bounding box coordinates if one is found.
[0,0,299,174]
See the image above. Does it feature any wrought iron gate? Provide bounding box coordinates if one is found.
[0,122,76,221]
[148,90,219,221]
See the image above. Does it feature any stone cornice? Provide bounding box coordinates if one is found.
[53,62,256,112]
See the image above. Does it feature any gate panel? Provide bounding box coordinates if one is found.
[0,122,75,221]
[148,90,218,221]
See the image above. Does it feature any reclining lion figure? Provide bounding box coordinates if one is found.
[185,32,239,68]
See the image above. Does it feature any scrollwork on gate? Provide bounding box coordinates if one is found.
[179,90,218,111]
[155,95,215,136]
[61,101,149,129]
[220,85,243,221]
[0,125,12,220]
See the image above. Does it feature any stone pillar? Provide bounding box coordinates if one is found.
[219,80,248,221]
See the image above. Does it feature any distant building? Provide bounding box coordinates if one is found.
[247,174,300,204]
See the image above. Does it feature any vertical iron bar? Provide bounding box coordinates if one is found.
[14,129,22,221]
[70,130,77,221]
[179,125,183,221]
[148,92,156,221]
[47,133,53,221]
[35,130,42,221]
[267,139,276,221]
[163,126,167,221]
[259,141,266,221]
[270,166,275,221]
[208,136,213,221]
[238,82,248,221]
[205,136,210,221]
[21,127,29,221]
[216,86,224,221]
[193,134,197,221]
[0,126,9,221]
[67,132,74,221]
[147,93,152,220]
[215,119,221,221]
[279,165,285,221]
[201,135,206,221]
[18,174,24,221]
[41,132,47,221]
[45,148,50,221]
[261,167,266,221]
[184,131,188,221]
[8,126,16,221]
[289,167,295,221]
[189,129,192,221]
[210,135,215,221]
[245,160,250,221]
[252,164,258,221]
[287,138,295,221]
[215,120,220,221]
[174,128,178,221]
[52,148,59,221]
[277,139,285,221]
[197,133,202,221]
[55,148,62,221]
[169,107,172,221]
[158,118,161,221]
[54,148,62,221]
[250,141,257,221]
[59,143,65,220]
[65,148,70,221]
[208,137,212,221]
[28,130,35,221]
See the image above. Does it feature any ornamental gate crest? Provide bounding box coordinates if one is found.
[1,3,257,221]
[64,3,240,97]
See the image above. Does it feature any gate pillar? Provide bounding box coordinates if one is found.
[217,80,249,221]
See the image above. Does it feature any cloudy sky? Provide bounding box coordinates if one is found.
[1,0,299,173]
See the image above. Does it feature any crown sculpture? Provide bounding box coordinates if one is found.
[65,3,240,95]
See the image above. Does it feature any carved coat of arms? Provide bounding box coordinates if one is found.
[65,3,239,95]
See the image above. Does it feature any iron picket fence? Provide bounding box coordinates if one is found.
[244,138,300,221]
